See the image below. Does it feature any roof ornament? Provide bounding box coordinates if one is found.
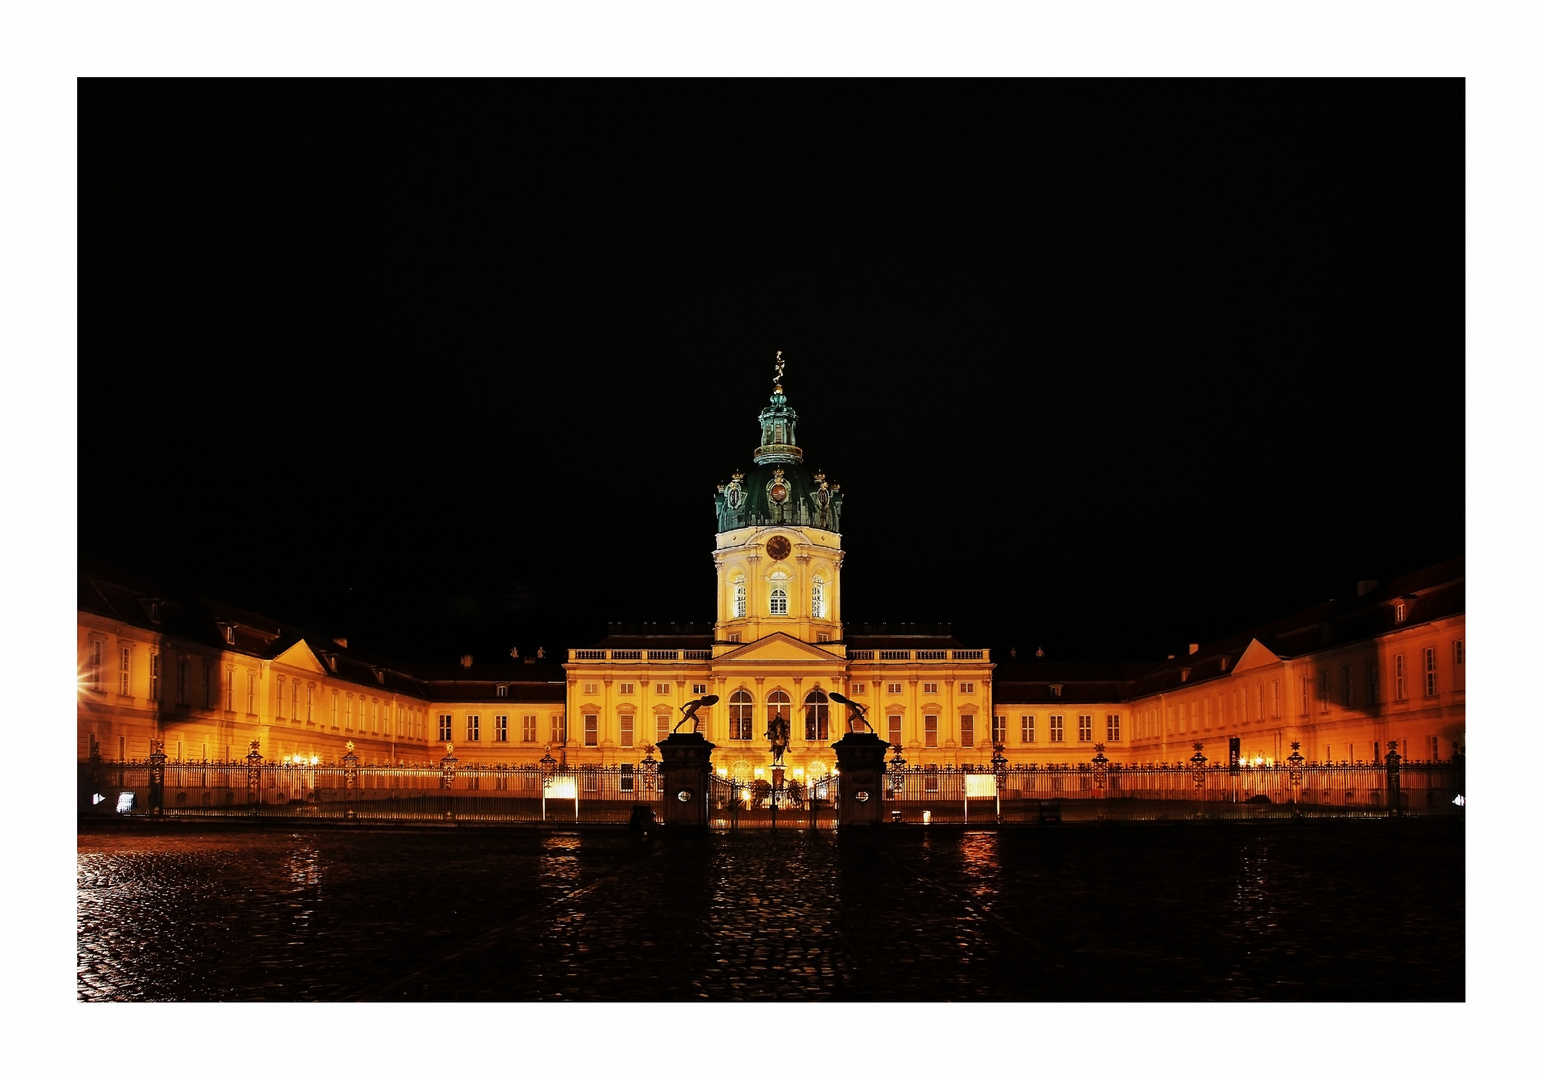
[773,349,785,391]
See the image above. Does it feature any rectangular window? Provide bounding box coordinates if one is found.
[1300,675,1310,716]
[1050,714,1064,743]
[1395,655,1407,700]
[1395,601,1406,623]
[620,682,635,695]
[621,763,634,793]
[551,714,566,743]
[1369,659,1381,704]
[656,713,669,742]
[119,647,131,695]
[1424,647,1438,695]
[852,683,867,695]
[991,715,1006,745]
[1344,666,1354,708]
[1022,715,1035,744]
[178,656,188,704]
[331,691,338,726]
[439,714,453,741]
[296,683,303,725]
[150,653,160,701]
[1106,713,1121,742]
[1430,735,1440,760]
[924,714,938,748]
[466,714,480,742]
[88,640,103,690]
[692,683,708,695]
[522,715,537,742]
[656,683,670,695]
[1319,670,1329,712]
[246,672,255,714]
[887,682,902,695]
[583,682,598,695]
[118,735,126,761]
[959,682,974,694]
[1454,640,1464,666]
[960,714,975,748]
[621,713,634,747]
[922,682,938,695]
[1077,714,1092,742]
[495,714,508,742]
[305,683,313,723]
[584,714,598,747]
[1271,680,1280,718]
[888,714,902,745]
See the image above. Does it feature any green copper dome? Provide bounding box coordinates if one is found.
[714,360,843,533]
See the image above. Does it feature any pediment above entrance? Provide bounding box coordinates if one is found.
[715,633,843,665]
[1231,638,1283,674]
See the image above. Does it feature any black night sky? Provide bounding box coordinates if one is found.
[80,81,1465,664]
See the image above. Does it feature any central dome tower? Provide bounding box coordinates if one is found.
[712,355,845,646]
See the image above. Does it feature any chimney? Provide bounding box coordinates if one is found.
[1188,643,1199,655]
[1357,579,1380,597]
[333,637,348,649]
[459,655,473,668]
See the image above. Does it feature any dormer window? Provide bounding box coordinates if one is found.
[496,685,508,698]
[1050,684,1062,697]
[1395,601,1407,624]
[148,601,161,625]
[327,655,337,672]
[219,623,235,645]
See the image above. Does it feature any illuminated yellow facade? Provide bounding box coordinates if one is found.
[76,369,1464,772]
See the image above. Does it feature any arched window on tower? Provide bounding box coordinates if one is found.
[811,576,825,619]
[730,690,753,741]
[733,575,746,619]
[770,587,788,616]
[804,689,829,741]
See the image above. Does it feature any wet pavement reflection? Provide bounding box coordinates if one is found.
[78,819,1462,1001]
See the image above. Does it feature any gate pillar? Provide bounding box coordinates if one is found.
[657,732,716,830]
[832,732,891,826]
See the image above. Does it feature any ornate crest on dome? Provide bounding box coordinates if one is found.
[812,471,831,509]
[724,472,745,510]
[767,467,788,505]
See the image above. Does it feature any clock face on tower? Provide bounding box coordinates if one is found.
[766,535,791,561]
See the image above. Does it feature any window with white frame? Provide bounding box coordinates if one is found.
[923,682,938,695]
[466,714,480,741]
[1050,714,1064,743]
[1022,714,1034,743]
[1319,670,1329,712]
[620,683,635,695]
[331,690,338,726]
[767,690,790,739]
[439,714,452,741]
[959,682,974,694]
[151,653,161,702]
[522,715,537,742]
[1395,655,1407,700]
[551,714,566,743]
[730,690,754,740]
[733,575,747,618]
[305,683,313,723]
[991,714,1006,745]
[584,714,598,746]
[804,690,829,741]
[692,683,708,695]
[887,682,902,694]
[656,683,670,695]
[495,715,508,742]
[1077,714,1092,742]
[119,647,131,696]
[1424,647,1437,695]
[1301,676,1310,715]
[1106,713,1121,742]
[924,714,938,747]
[496,685,508,698]
[87,639,103,691]
[1395,601,1406,623]
[620,713,634,747]
[811,576,825,618]
[656,713,670,742]
[769,586,788,616]
[852,683,866,695]
[960,713,975,747]
[583,682,598,695]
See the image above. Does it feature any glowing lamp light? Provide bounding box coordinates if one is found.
[717,767,728,777]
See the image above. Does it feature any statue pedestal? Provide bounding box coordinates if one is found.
[656,732,716,830]
[832,732,891,826]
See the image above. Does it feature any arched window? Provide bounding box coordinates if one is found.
[804,689,829,741]
[770,587,788,615]
[811,576,825,619]
[733,575,746,619]
[767,690,790,735]
[730,690,754,741]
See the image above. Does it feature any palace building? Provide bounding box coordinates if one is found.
[76,366,1465,774]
